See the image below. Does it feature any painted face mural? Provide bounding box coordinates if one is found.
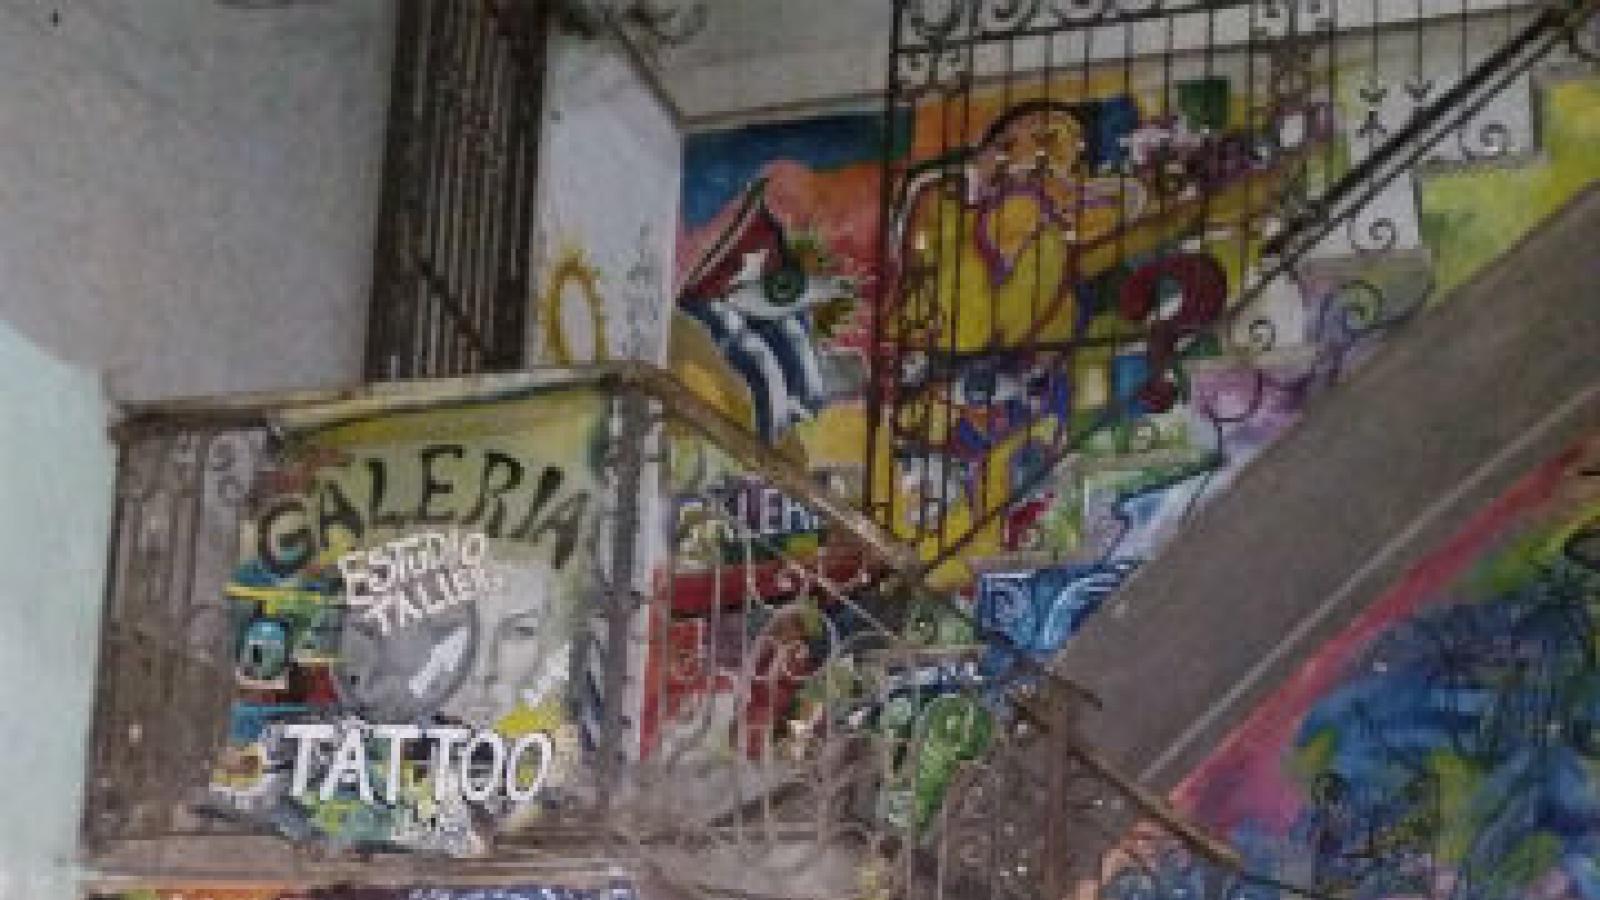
[209,388,608,855]
[1096,436,1600,900]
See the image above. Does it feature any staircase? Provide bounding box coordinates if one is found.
[857,0,1600,896]
[1061,179,1600,793]
[77,3,1600,900]
[869,0,1600,697]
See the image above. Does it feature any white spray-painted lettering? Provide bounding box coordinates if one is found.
[339,530,500,636]
[283,722,553,805]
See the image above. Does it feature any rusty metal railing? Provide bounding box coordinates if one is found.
[365,0,550,380]
[86,364,1280,899]
[868,0,1600,581]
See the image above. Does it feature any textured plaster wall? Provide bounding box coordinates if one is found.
[531,29,683,765]
[0,321,114,900]
[0,0,394,403]
[533,29,682,367]
[0,2,392,894]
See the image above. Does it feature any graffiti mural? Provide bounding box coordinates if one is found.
[673,71,1431,683]
[653,113,894,766]
[207,387,610,855]
[665,53,1600,865]
[679,179,864,440]
[1102,435,1600,900]
[636,428,868,761]
[536,228,671,367]
[876,70,1376,588]
[674,111,885,453]
[539,249,610,365]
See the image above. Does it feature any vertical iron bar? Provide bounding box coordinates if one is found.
[937,2,981,559]
[868,0,904,527]
[420,0,461,377]
[365,0,539,378]
[456,1,489,373]
[79,443,133,853]
[1236,0,1258,302]
[922,39,949,558]
[497,0,545,368]
[597,384,649,811]
[364,0,424,381]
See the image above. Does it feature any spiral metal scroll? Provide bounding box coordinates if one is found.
[895,0,1261,51]
[1572,8,1600,61]
[617,420,1260,900]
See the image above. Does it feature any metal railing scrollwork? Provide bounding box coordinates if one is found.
[85,364,1268,900]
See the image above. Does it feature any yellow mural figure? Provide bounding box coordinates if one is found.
[892,102,1147,355]
[878,83,1327,576]
[885,102,1154,570]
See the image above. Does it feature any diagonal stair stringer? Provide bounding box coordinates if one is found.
[1053,182,1600,793]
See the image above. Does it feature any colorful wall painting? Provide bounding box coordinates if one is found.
[1104,434,1600,900]
[670,69,1422,683]
[662,61,1600,842]
[874,66,1369,594]
[671,59,1600,694]
[655,112,901,763]
[636,426,866,761]
[675,110,890,460]
[207,386,610,855]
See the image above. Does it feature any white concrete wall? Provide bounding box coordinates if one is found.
[0,3,391,894]
[533,28,682,367]
[0,0,394,403]
[0,322,114,900]
[530,27,683,764]
[661,0,1541,122]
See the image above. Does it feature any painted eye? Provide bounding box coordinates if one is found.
[763,266,807,306]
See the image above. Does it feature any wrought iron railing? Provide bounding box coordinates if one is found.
[85,364,1276,900]
[866,0,1600,580]
[365,0,550,380]
[83,4,1600,897]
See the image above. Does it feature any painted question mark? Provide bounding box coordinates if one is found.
[1117,251,1229,413]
